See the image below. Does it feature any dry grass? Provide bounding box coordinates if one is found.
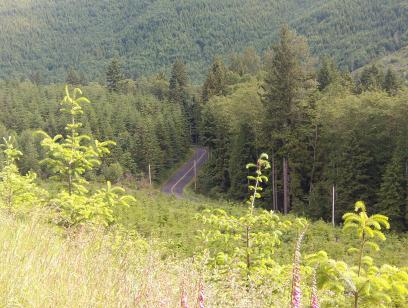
[0,210,274,307]
[0,210,206,307]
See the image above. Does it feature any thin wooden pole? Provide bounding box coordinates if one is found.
[148,164,152,186]
[332,184,336,227]
[194,159,197,191]
[272,154,277,211]
[283,157,289,215]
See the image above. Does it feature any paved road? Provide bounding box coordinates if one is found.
[161,147,208,197]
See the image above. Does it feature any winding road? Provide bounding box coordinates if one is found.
[161,147,208,197]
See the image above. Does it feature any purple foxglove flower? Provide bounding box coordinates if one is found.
[310,269,319,308]
[291,227,307,308]
[198,281,205,308]
[181,289,189,308]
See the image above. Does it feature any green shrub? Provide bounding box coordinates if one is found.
[103,162,124,183]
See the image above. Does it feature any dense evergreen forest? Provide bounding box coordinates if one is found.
[0,75,192,183]
[0,0,407,82]
[1,26,407,230]
[198,28,408,231]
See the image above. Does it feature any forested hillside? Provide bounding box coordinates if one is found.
[0,0,407,82]
[354,44,408,81]
[0,80,191,183]
[1,1,408,303]
[198,27,408,232]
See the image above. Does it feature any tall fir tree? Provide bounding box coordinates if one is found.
[199,106,218,149]
[260,25,315,214]
[202,57,227,102]
[169,59,188,104]
[65,67,81,86]
[228,122,257,200]
[106,58,123,92]
[317,57,339,91]
[376,149,406,230]
[383,68,400,96]
[332,132,374,221]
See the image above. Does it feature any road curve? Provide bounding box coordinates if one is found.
[161,147,208,197]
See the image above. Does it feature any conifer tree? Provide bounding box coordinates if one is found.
[0,137,47,211]
[202,57,227,102]
[228,122,257,200]
[38,86,115,195]
[106,58,123,92]
[333,133,374,220]
[260,25,315,213]
[359,64,384,91]
[66,67,81,86]
[198,112,231,195]
[199,106,218,149]
[317,57,339,91]
[169,59,188,104]
[17,130,40,175]
[376,149,406,230]
[383,68,400,96]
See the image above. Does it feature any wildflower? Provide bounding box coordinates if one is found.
[198,281,205,308]
[291,227,307,308]
[181,288,189,308]
[310,269,319,308]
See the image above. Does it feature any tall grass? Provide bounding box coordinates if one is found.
[0,210,203,307]
[0,209,274,307]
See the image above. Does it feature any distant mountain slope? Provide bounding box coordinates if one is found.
[353,45,408,81]
[295,0,408,70]
[0,0,407,82]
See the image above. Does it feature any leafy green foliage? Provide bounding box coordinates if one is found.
[307,201,408,307]
[37,86,135,226]
[102,162,124,183]
[0,137,47,211]
[52,181,135,227]
[37,86,115,194]
[197,153,291,285]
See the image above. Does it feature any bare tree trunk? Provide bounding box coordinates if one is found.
[405,160,408,221]
[272,153,277,211]
[309,124,319,195]
[332,184,336,227]
[274,165,278,212]
[283,157,289,214]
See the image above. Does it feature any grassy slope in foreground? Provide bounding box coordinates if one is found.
[115,189,408,267]
[1,189,408,306]
[0,210,203,306]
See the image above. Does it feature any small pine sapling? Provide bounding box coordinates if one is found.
[38,86,115,195]
[197,153,290,284]
[38,86,135,227]
[342,201,390,307]
[306,201,408,306]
